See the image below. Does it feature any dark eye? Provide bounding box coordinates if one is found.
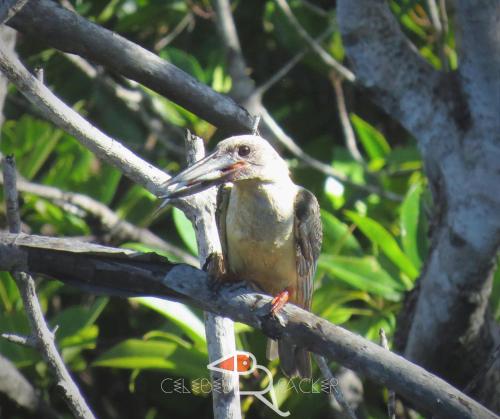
[237,145,251,157]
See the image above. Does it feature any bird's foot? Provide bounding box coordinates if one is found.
[270,289,290,316]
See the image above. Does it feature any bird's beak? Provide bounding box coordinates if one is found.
[158,151,246,200]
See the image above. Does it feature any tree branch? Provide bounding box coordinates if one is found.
[0,233,496,419]
[0,41,170,196]
[176,132,240,418]
[274,0,355,82]
[0,354,58,418]
[0,172,197,265]
[213,0,402,201]
[455,0,500,137]
[8,0,254,134]
[2,157,95,419]
[0,0,29,24]
[336,0,459,155]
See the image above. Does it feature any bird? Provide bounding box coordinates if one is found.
[159,135,322,378]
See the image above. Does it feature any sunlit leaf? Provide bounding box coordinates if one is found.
[350,114,391,161]
[93,339,208,379]
[401,182,424,269]
[133,297,205,350]
[345,211,418,286]
[318,255,404,301]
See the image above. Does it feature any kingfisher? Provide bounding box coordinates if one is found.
[160,135,322,378]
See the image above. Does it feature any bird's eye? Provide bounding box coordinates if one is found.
[237,145,251,157]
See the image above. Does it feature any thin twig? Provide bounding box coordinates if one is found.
[0,172,197,265]
[63,53,185,157]
[2,156,95,419]
[426,0,448,71]
[314,355,357,419]
[300,0,330,18]
[154,13,194,51]
[379,329,396,419]
[260,109,403,201]
[1,332,36,347]
[463,343,500,395]
[252,115,261,135]
[252,26,334,98]
[0,0,29,24]
[274,0,355,82]
[330,73,364,163]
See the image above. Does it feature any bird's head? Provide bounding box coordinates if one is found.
[159,135,290,200]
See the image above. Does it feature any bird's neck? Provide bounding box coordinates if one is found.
[231,178,298,222]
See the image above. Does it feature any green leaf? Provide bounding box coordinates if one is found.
[50,297,108,342]
[318,255,404,301]
[132,297,206,350]
[173,207,198,256]
[93,339,208,379]
[320,210,362,256]
[401,182,423,269]
[350,114,391,161]
[345,211,418,286]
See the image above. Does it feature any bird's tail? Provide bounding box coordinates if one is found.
[267,338,311,378]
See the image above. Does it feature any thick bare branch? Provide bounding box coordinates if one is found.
[455,0,500,138]
[0,233,497,419]
[336,0,459,155]
[8,0,254,133]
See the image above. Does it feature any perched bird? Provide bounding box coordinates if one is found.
[160,135,322,378]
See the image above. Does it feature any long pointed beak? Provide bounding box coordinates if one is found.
[158,151,246,200]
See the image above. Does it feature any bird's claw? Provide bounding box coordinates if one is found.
[270,289,290,317]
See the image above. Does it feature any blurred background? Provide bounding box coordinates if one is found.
[0,0,498,418]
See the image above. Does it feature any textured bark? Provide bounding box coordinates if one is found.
[8,0,254,134]
[337,0,500,412]
[0,233,497,419]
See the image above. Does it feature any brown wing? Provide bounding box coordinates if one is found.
[215,184,232,268]
[294,187,322,311]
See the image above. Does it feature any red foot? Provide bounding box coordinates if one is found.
[270,289,290,316]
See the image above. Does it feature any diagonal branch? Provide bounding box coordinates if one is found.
[0,232,496,419]
[213,0,402,201]
[0,172,197,265]
[0,42,169,196]
[274,0,355,82]
[8,0,254,133]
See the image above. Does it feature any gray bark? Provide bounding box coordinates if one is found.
[7,0,254,134]
[0,232,497,419]
[337,0,500,411]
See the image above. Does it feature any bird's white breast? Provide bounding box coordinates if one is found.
[226,180,298,296]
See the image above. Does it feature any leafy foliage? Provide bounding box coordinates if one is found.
[0,1,498,418]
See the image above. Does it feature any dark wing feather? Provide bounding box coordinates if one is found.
[294,187,322,310]
[216,184,232,267]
